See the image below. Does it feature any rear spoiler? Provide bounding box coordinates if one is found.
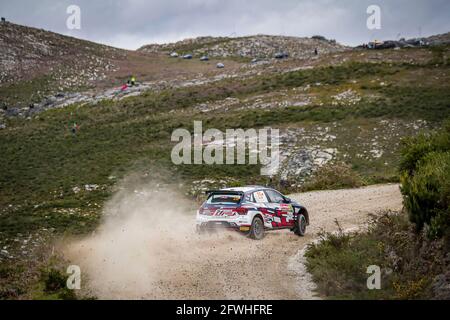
[205,190,245,196]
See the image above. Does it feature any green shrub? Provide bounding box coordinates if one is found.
[305,212,449,299]
[401,151,450,237]
[43,268,66,293]
[305,219,387,299]
[399,122,450,174]
[41,268,77,300]
[302,163,365,191]
[400,121,450,238]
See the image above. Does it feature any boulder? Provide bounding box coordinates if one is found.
[275,52,289,59]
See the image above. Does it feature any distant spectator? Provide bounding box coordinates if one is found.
[71,123,80,135]
[127,75,136,87]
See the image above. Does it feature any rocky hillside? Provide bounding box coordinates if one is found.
[139,35,348,59]
[0,21,126,87]
[426,32,450,46]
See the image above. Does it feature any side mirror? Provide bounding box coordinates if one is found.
[284,197,291,204]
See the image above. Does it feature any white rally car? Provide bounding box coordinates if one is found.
[196,186,309,240]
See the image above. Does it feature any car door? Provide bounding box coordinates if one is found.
[264,189,295,228]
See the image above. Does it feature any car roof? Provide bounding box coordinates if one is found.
[222,186,268,193]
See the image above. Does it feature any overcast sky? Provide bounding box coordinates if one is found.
[1,0,449,49]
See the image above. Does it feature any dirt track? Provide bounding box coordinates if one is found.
[65,184,403,300]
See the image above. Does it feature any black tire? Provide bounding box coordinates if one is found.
[249,216,265,240]
[295,214,307,236]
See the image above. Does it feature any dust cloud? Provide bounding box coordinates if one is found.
[64,176,249,299]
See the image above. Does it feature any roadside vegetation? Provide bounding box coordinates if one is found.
[400,121,450,239]
[305,123,450,299]
[300,163,366,192]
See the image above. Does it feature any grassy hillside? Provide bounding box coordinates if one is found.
[0,22,127,104]
[0,22,247,109]
[2,57,449,235]
[0,41,449,298]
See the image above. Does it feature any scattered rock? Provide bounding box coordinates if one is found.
[139,35,347,59]
[72,186,81,194]
[332,89,361,106]
[85,184,99,192]
[0,22,125,87]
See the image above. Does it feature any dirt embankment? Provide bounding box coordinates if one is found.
[65,184,402,300]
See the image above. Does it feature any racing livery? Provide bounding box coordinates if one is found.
[196,186,309,240]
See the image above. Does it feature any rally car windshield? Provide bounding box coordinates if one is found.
[207,194,242,205]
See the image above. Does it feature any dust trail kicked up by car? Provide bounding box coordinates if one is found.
[64,178,258,299]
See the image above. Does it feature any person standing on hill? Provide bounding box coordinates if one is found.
[71,122,80,135]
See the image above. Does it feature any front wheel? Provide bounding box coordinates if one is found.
[295,214,307,236]
[249,216,265,240]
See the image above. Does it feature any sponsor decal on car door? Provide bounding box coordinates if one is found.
[265,191,295,228]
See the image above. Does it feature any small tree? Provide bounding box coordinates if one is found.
[399,121,450,238]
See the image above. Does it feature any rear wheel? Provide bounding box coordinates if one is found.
[249,216,265,240]
[295,214,307,236]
